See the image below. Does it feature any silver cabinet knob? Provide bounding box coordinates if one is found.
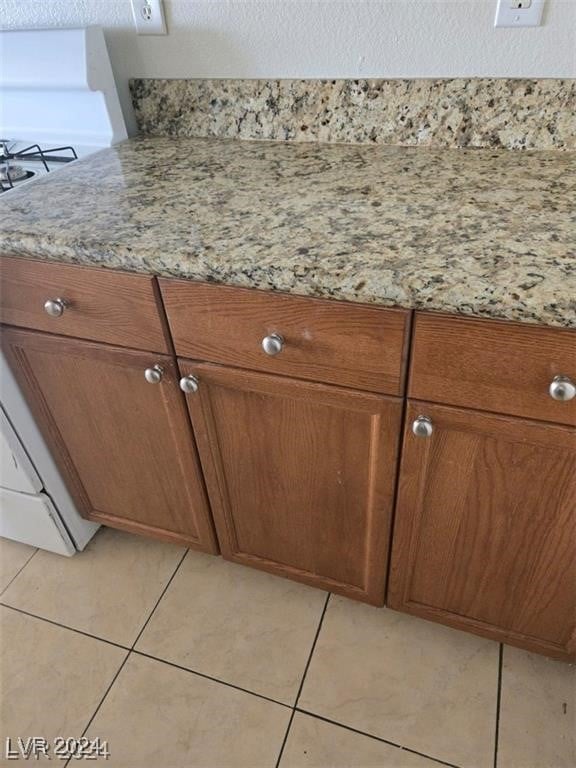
[262,333,284,356]
[412,415,433,437]
[549,375,576,402]
[144,365,163,384]
[43,298,67,317]
[179,375,199,394]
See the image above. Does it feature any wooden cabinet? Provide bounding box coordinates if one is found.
[1,328,217,552]
[388,401,576,661]
[180,360,403,605]
[2,257,575,659]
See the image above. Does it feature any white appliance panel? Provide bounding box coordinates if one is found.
[0,25,125,553]
[0,27,127,147]
[0,487,75,556]
[0,408,42,494]
[1,352,100,552]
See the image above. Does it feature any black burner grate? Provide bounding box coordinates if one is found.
[0,140,78,193]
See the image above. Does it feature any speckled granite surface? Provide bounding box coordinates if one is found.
[130,79,576,151]
[1,136,575,328]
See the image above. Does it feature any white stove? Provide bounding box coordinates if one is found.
[0,26,127,554]
[0,25,127,193]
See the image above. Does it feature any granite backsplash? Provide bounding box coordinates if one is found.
[130,78,575,151]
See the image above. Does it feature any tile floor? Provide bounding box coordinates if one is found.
[0,529,574,768]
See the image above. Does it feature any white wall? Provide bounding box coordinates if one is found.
[2,0,575,133]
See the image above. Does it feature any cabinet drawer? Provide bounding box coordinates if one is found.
[160,279,410,394]
[409,313,576,426]
[0,256,170,353]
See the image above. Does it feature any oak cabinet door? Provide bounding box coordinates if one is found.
[388,401,576,660]
[2,328,217,552]
[180,361,403,605]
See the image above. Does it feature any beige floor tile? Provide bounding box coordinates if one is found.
[299,597,498,768]
[86,652,290,767]
[0,605,126,765]
[2,527,185,646]
[498,646,576,768]
[136,551,326,704]
[0,537,36,593]
[281,712,441,767]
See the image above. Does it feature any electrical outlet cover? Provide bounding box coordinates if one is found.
[130,0,167,35]
[494,0,545,27]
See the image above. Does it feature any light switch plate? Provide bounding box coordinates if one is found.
[495,0,545,27]
[130,0,167,35]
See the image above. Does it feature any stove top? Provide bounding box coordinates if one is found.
[0,140,78,194]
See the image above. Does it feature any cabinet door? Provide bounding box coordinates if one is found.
[180,361,402,605]
[2,328,217,552]
[388,401,576,660]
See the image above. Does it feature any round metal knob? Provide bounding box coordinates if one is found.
[144,365,163,384]
[43,298,67,318]
[179,375,199,394]
[549,375,576,402]
[412,415,433,437]
[262,333,284,356]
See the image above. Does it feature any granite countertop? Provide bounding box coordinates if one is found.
[1,136,574,329]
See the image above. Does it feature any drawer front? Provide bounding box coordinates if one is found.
[410,313,576,426]
[0,256,170,353]
[160,279,410,394]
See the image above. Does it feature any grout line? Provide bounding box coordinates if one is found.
[62,546,192,767]
[131,547,189,650]
[275,708,297,768]
[401,744,462,768]
[294,708,461,768]
[493,643,504,768]
[0,546,38,597]
[0,602,131,651]
[294,592,330,708]
[133,649,292,709]
[64,650,132,768]
[275,591,331,768]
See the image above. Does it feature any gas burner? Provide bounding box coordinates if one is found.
[0,139,78,194]
[0,163,35,184]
